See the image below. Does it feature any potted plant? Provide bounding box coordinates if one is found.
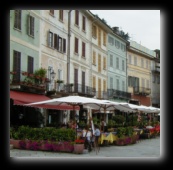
[57,80,64,84]
[73,139,85,154]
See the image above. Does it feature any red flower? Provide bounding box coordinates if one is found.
[74,139,84,144]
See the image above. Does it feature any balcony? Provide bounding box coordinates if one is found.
[101,89,131,100]
[62,83,96,97]
[10,70,49,95]
[133,86,151,95]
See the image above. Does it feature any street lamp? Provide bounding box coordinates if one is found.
[50,70,56,80]
[75,113,79,139]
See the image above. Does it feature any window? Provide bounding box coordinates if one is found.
[142,78,145,88]
[14,10,21,30]
[116,57,119,69]
[82,42,85,57]
[48,31,54,48]
[123,45,126,51]
[122,81,125,91]
[110,77,113,89]
[110,54,113,67]
[115,40,117,47]
[141,58,144,68]
[134,56,137,66]
[103,80,106,92]
[82,16,86,31]
[58,69,63,80]
[93,76,96,90]
[98,54,101,72]
[146,60,148,69]
[74,68,78,92]
[27,56,34,74]
[75,10,79,26]
[103,57,106,70]
[152,75,156,83]
[57,35,66,53]
[98,28,101,47]
[93,51,96,65]
[75,37,79,54]
[116,79,119,90]
[98,78,101,98]
[117,41,120,49]
[122,60,125,71]
[28,15,34,37]
[58,36,62,52]
[59,10,63,21]
[157,75,160,84]
[128,55,131,64]
[128,76,137,87]
[13,50,21,82]
[92,24,97,38]
[146,80,150,89]
[108,36,114,45]
[103,32,106,46]
[121,43,123,51]
[48,32,66,53]
[50,10,54,16]
[82,71,85,93]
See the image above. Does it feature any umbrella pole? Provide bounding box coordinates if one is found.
[73,105,77,140]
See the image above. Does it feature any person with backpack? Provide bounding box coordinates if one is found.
[94,124,101,154]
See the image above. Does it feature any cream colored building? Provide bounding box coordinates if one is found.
[127,41,156,106]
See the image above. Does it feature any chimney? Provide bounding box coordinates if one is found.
[112,27,119,34]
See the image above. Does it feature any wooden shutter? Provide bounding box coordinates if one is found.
[82,42,85,57]
[27,56,34,73]
[75,37,78,53]
[82,71,85,93]
[54,34,58,49]
[13,50,21,82]
[63,38,66,53]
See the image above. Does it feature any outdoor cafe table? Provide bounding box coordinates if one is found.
[98,132,118,145]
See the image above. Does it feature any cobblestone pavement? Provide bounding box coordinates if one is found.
[10,137,161,158]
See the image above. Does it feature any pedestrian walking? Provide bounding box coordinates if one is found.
[94,124,101,154]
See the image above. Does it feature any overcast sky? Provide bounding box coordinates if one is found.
[90,10,160,50]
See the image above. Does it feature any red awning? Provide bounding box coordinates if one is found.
[10,90,80,110]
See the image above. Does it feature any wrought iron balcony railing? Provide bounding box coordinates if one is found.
[133,86,151,95]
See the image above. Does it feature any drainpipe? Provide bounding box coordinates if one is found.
[67,10,72,85]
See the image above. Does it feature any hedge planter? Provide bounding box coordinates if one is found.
[10,139,20,149]
[10,139,74,153]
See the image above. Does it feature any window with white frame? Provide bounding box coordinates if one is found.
[134,56,137,66]
[75,10,79,26]
[142,78,145,88]
[122,80,125,91]
[14,10,21,30]
[108,36,114,45]
[28,15,34,37]
[110,54,113,67]
[59,10,63,21]
[146,60,148,69]
[82,42,85,57]
[75,37,79,54]
[116,79,119,90]
[110,77,113,89]
[58,69,63,80]
[122,60,125,71]
[48,31,54,48]
[116,57,119,69]
[92,24,97,38]
[141,58,144,68]
[48,31,66,53]
[146,79,150,89]
[82,16,86,31]
[128,55,131,64]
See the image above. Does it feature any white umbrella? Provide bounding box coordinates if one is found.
[24,96,136,121]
